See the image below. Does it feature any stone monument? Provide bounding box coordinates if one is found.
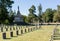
[13,6,29,25]
[13,6,23,23]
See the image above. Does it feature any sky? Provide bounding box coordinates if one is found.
[12,0,60,16]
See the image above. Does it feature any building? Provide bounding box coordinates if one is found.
[13,6,23,23]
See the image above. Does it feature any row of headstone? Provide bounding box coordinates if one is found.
[52,28,60,40]
[0,26,21,32]
[0,26,40,32]
[49,25,59,41]
[0,25,40,39]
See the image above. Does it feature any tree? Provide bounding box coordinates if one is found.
[53,5,60,22]
[53,12,58,22]
[22,15,29,23]
[0,0,14,24]
[38,4,42,22]
[9,8,15,23]
[41,12,46,22]
[45,8,53,22]
[28,5,37,23]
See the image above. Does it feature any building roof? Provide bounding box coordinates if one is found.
[15,6,22,18]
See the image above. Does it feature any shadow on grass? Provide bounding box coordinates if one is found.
[12,36,18,37]
[3,38,11,40]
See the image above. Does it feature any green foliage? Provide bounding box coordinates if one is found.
[53,11,60,22]
[4,19,9,24]
[29,5,36,14]
[53,5,60,22]
[28,5,37,23]
[53,12,57,22]
[38,4,42,16]
[0,0,14,24]
[0,0,14,8]
[44,8,53,22]
[38,4,42,22]
[41,13,46,22]
[22,15,28,23]
[0,1,60,24]
[8,9,14,23]
[41,6,60,23]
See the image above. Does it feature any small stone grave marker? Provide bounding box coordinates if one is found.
[3,32,6,39]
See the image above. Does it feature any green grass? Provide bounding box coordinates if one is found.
[0,25,55,41]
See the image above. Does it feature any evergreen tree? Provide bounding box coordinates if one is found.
[9,8,14,23]
[53,5,60,22]
[38,4,42,22]
[0,0,14,24]
[28,5,37,23]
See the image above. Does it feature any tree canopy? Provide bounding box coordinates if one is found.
[0,0,14,24]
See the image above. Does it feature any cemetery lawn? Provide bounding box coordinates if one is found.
[1,25,55,41]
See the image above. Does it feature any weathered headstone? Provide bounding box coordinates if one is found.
[31,28,32,31]
[6,32,11,38]
[17,30,21,35]
[21,30,23,34]
[28,28,30,32]
[0,32,2,39]
[32,27,34,31]
[0,27,1,32]
[25,29,26,33]
[10,27,12,31]
[16,27,18,30]
[13,27,15,30]
[3,32,6,39]
[26,28,28,32]
[1,27,3,32]
[19,27,20,29]
[33,27,35,31]
[10,32,13,37]
[13,31,17,37]
[8,26,11,31]
[6,28,8,31]
[16,31,19,35]
[10,26,13,31]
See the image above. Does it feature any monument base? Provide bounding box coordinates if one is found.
[13,22,29,25]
